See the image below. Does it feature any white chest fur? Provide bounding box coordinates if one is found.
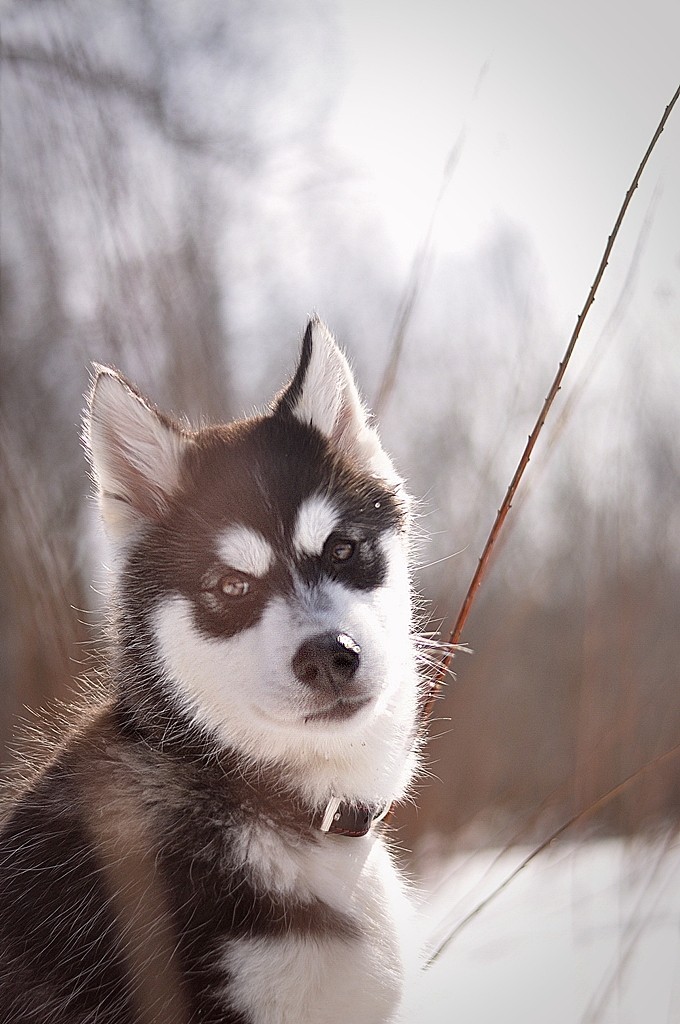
[221,826,414,1024]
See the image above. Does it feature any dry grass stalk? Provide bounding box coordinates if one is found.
[373,62,489,416]
[425,739,680,967]
[425,81,680,715]
[423,81,680,970]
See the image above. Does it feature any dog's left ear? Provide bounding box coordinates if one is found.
[275,317,400,483]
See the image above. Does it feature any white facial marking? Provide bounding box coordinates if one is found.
[292,494,340,558]
[152,529,419,808]
[217,525,274,578]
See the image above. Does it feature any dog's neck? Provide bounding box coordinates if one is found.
[111,694,395,839]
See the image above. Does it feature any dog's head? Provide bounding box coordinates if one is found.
[85,319,420,803]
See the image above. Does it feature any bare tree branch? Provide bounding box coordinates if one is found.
[425,82,680,714]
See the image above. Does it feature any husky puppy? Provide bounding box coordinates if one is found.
[0,318,422,1024]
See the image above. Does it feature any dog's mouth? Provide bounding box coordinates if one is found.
[303,694,372,724]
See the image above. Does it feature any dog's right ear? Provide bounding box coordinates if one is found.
[274,317,402,485]
[84,366,190,540]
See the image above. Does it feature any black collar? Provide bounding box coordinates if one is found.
[313,796,390,838]
[114,708,391,839]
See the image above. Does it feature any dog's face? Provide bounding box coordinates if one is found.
[85,320,419,799]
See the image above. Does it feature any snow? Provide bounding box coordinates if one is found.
[406,838,680,1023]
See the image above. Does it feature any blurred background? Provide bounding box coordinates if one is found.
[2,0,680,973]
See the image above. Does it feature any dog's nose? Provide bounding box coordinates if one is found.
[292,632,361,694]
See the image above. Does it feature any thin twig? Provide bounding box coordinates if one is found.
[422,82,680,969]
[578,831,675,1024]
[424,740,680,967]
[372,134,463,417]
[448,181,661,588]
[426,82,680,706]
[373,62,489,416]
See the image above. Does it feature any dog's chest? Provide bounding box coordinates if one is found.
[220,825,410,1024]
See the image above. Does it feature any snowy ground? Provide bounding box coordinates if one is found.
[404,838,680,1024]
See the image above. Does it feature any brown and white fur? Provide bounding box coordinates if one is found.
[0,318,423,1023]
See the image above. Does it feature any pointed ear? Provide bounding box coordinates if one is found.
[275,317,400,483]
[83,366,190,540]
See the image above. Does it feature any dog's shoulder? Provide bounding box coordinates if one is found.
[0,703,143,1022]
[0,703,410,1022]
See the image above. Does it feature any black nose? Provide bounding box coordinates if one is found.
[292,632,361,694]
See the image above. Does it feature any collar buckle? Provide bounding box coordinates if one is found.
[319,795,343,833]
[318,796,391,838]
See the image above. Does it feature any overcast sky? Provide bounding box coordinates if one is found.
[330,0,680,338]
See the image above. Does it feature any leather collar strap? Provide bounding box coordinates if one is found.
[315,796,390,838]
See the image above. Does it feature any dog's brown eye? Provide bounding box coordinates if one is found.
[220,577,250,598]
[331,540,356,563]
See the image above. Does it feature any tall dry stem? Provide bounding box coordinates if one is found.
[423,81,680,970]
[425,82,680,714]
[425,739,680,967]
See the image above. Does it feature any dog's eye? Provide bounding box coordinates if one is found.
[219,576,250,598]
[330,539,356,563]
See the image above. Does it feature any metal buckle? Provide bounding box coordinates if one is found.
[319,796,390,835]
[372,801,390,825]
[319,795,342,833]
